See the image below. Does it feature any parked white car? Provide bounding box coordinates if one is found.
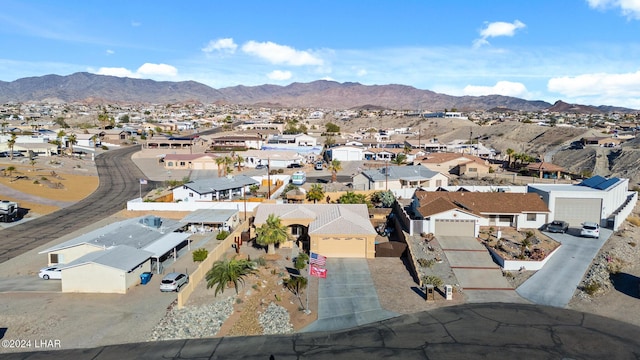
[580,222,600,238]
[160,272,189,292]
[38,266,62,280]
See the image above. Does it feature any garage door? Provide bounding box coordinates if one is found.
[435,219,475,237]
[316,237,366,258]
[554,198,601,227]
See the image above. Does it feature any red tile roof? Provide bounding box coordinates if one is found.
[415,190,549,218]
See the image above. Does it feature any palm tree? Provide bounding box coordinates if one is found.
[223,156,234,176]
[67,133,77,155]
[256,214,290,255]
[337,191,369,205]
[56,130,66,156]
[505,148,515,168]
[235,154,244,172]
[328,159,342,183]
[205,257,257,297]
[391,153,407,165]
[306,184,325,203]
[7,133,16,160]
[1,121,8,134]
[215,157,225,177]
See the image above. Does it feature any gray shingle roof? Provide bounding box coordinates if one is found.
[360,165,441,182]
[181,175,259,194]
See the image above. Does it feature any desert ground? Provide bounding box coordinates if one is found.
[1,150,640,353]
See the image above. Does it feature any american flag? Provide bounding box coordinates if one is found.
[139,179,148,185]
[310,252,326,266]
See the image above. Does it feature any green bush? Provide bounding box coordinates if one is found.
[582,281,601,295]
[255,256,267,266]
[421,275,444,289]
[216,230,230,240]
[192,248,208,262]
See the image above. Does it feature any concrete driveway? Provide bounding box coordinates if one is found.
[438,236,525,303]
[0,275,61,292]
[302,258,397,332]
[517,227,612,307]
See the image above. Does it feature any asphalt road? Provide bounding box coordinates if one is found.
[0,145,150,264]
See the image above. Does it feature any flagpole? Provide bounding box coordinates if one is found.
[139,180,142,199]
[306,258,310,313]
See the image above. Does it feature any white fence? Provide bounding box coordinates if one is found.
[127,198,262,212]
[487,245,562,271]
[611,191,638,230]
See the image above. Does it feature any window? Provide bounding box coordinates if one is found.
[179,161,186,166]
[50,254,59,264]
[469,167,477,172]
[435,180,442,187]
[167,161,174,167]
[189,192,194,197]
[527,213,536,221]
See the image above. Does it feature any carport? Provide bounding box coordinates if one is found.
[143,232,191,273]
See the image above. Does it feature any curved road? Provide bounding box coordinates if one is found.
[0,145,151,263]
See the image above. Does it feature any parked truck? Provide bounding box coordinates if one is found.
[0,200,18,222]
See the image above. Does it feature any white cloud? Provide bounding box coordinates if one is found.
[356,68,367,77]
[587,0,640,19]
[96,67,135,77]
[548,70,640,98]
[93,63,178,79]
[106,49,114,55]
[474,20,526,48]
[463,81,530,98]
[202,38,237,54]
[241,41,323,66]
[267,70,292,81]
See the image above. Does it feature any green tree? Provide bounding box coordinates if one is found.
[7,133,16,160]
[323,134,335,148]
[306,184,325,203]
[205,257,257,296]
[223,156,234,176]
[294,252,309,271]
[328,159,342,183]
[256,214,290,255]
[215,157,225,177]
[119,114,130,123]
[337,191,369,205]
[325,122,340,133]
[235,154,244,172]
[56,130,66,155]
[98,108,110,129]
[67,133,77,155]
[372,190,395,207]
[391,153,407,165]
[505,148,515,168]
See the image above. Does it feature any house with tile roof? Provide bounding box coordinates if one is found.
[353,165,449,191]
[163,153,219,170]
[413,153,493,176]
[253,204,377,258]
[411,190,550,236]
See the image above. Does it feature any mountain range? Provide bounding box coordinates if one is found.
[0,72,636,113]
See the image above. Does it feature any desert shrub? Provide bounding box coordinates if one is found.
[33,180,39,185]
[277,168,284,174]
[417,258,435,268]
[192,248,208,262]
[101,145,109,150]
[421,275,444,289]
[582,281,601,296]
[216,230,230,240]
[503,271,514,278]
[628,216,640,227]
[255,256,267,267]
[629,242,637,247]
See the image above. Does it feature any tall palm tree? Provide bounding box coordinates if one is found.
[215,157,225,177]
[505,148,515,168]
[67,133,77,155]
[328,159,342,183]
[235,154,244,172]
[391,153,407,165]
[56,130,66,156]
[256,214,290,255]
[223,155,234,176]
[306,184,325,203]
[7,133,16,160]
[205,257,257,297]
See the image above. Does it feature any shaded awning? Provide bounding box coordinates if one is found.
[143,232,191,258]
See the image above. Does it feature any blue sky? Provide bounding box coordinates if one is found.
[2,0,640,108]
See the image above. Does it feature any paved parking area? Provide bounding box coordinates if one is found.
[0,275,61,292]
[517,227,612,307]
[302,258,397,332]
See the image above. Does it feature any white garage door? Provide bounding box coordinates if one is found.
[435,219,475,237]
[554,197,601,227]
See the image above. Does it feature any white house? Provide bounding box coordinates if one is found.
[353,165,448,191]
[242,149,306,168]
[173,175,259,201]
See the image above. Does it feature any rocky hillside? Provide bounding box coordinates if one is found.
[0,72,554,111]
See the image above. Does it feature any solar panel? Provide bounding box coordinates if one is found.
[594,178,620,190]
[579,175,607,188]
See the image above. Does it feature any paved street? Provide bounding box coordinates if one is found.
[302,258,397,332]
[517,227,612,307]
[6,303,640,359]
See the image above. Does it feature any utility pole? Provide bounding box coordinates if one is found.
[267,157,271,199]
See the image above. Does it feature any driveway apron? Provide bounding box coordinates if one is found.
[302,258,397,332]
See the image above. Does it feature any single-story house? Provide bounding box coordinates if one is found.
[411,190,550,236]
[58,245,153,294]
[353,165,449,191]
[414,153,492,175]
[242,149,306,168]
[253,204,377,258]
[528,175,634,229]
[163,153,219,170]
[208,135,263,150]
[267,134,318,147]
[173,175,259,201]
[525,162,566,179]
